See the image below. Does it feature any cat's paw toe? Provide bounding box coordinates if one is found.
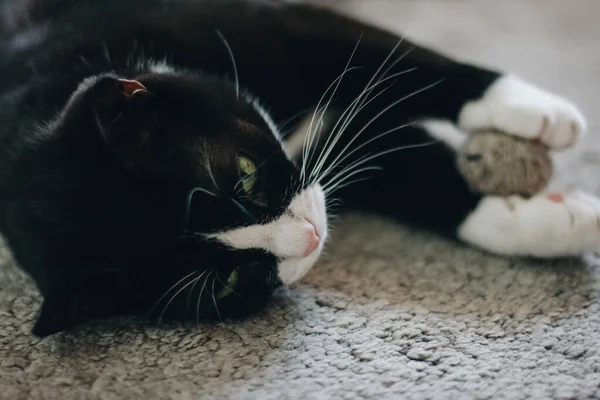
[535,101,586,150]
[532,191,600,254]
[459,75,587,151]
[459,190,600,257]
[563,190,600,232]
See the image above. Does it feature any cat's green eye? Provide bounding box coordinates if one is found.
[216,268,239,300]
[238,156,258,193]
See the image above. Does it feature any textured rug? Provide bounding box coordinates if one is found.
[2,1,600,399]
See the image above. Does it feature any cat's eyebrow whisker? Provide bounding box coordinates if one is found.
[314,79,443,184]
[146,271,198,322]
[216,29,240,99]
[196,270,213,325]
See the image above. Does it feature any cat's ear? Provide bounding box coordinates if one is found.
[91,77,158,162]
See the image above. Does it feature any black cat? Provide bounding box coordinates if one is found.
[0,0,594,337]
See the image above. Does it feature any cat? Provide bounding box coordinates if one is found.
[0,0,596,337]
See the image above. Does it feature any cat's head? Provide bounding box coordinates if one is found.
[29,71,327,336]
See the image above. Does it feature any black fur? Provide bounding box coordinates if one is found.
[0,0,502,336]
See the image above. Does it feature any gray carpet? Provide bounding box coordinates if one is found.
[2,1,600,399]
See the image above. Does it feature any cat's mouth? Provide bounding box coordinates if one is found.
[277,224,326,285]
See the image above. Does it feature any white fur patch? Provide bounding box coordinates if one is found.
[458,75,587,150]
[282,110,333,161]
[282,113,313,160]
[208,185,328,285]
[419,119,468,150]
[458,191,600,257]
[248,97,281,139]
[136,58,176,74]
[148,60,176,74]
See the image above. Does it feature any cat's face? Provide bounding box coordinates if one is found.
[32,72,327,335]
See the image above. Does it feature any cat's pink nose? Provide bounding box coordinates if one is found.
[303,223,321,257]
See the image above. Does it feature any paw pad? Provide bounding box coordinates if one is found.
[547,193,564,203]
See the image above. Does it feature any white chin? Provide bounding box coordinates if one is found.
[277,243,324,285]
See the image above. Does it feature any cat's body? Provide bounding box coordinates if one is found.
[1,0,597,337]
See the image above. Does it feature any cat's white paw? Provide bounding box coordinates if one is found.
[458,190,600,257]
[458,75,587,150]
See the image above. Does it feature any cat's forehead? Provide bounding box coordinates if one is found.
[137,74,281,144]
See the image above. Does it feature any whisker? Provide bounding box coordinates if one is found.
[216,29,240,99]
[308,44,414,184]
[303,66,363,184]
[315,80,443,184]
[196,270,213,325]
[231,198,257,222]
[324,166,381,194]
[216,273,243,298]
[233,154,276,195]
[146,271,198,321]
[278,108,312,136]
[184,187,218,228]
[177,229,205,241]
[157,272,199,326]
[301,33,364,185]
[301,66,362,185]
[206,160,219,191]
[319,122,414,182]
[325,176,375,196]
[356,46,413,112]
[309,67,417,182]
[323,141,437,192]
[102,41,113,68]
[185,270,209,319]
[211,273,223,323]
[78,55,92,68]
[326,197,344,211]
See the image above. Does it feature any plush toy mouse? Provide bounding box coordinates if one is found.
[456,131,553,197]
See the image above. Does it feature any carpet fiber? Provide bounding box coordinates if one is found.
[2,1,600,399]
